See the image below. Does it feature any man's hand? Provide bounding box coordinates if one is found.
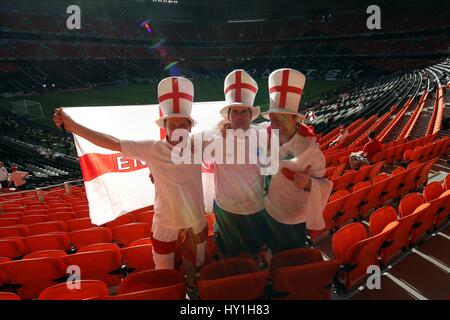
[294,165,312,191]
[53,108,75,132]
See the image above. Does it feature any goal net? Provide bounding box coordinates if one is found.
[10,100,44,119]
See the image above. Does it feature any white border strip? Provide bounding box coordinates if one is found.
[383,273,428,300]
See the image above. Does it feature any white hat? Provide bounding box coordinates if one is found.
[262,68,306,121]
[155,77,197,128]
[220,69,260,121]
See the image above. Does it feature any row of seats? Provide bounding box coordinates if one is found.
[0,241,154,299]
[321,158,441,233]
[332,178,449,289]
[0,247,343,300]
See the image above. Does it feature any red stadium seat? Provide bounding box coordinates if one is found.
[48,212,77,221]
[77,243,120,253]
[0,238,27,259]
[269,248,341,299]
[322,190,350,232]
[444,174,450,191]
[23,250,67,260]
[399,192,424,217]
[69,227,112,249]
[135,212,154,230]
[62,248,122,286]
[111,223,151,247]
[66,217,96,232]
[0,292,21,300]
[29,221,68,235]
[197,258,268,300]
[0,225,31,238]
[128,237,152,247]
[117,269,186,300]
[434,190,450,227]
[0,257,10,264]
[24,232,72,253]
[121,244,155,273]
[0,218,20,227]
[410,203,435,245]
[38,280,109,300]
[19,215,49,225]
[332,221,398,288]
[104,213,136,229]
[0,257,67,299]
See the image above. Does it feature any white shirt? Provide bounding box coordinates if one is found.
[120,139,205,229]
[0,167,8,181]
[8,171,28,187]
[264,133,333,228]
[209,128,264,215]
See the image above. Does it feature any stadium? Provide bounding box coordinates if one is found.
[0,0,449,304]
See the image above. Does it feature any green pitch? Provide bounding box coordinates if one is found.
[0,79,346,128]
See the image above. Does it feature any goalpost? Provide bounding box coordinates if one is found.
[10,100,44,120]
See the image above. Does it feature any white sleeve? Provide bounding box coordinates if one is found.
[119,139,156,162]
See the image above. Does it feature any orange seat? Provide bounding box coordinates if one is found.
[444,174,450,191]
[24,250,67,260]
[322,190,350,232]
[422,182,448,228]
[269,248,341,299]
[121,244,155,273]
[118,269,186,300]
[128,237,152,247]
[62,249,122,286]
[104,213,136,229]
[24,233,72,253]
[77,242,120,253]
[399,192,424,217]
[69,227,112,250]
[29,221,68,235]
[19,215,49,225]
[0,238,27,259]
[0,225,31,238]
[434,190,450,227]
[410,202,435,245]
[111,223,151,247]
[48,212,77,222]
[66,217,96,232]
[196,258,268,300]
[38,280,109,300]
[0,218,20,227]
[0,292,21,300]
[332,221,398,289]
[0,257,67,299]
[135,212,154,230]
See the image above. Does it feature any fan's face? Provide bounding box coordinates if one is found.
[269,113,297,144]
[165,117,191,146]
[228,107,251,130]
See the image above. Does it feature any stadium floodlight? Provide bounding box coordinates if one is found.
[10,100,44,120]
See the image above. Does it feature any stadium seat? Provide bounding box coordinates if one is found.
[399,192,424,217]
[197,258,268,300]
[62,248,122,286]
[0,225,31,238]
[0,257,10,264]
[66,217,96,232]
[48,212,77,221]
[434,190,450,227]
[269,248,341,299]
[121,244,155,273]
[24,232,72,253]
[19,215,49,225]
[322,190,350,232]
[77,243,120,253]
[444,174,450,191]
[69,227,113,249]
[0,257,67,299]
[332,221,398,288]
[117,269,186,300]
[0,238,27,259]
[104,213,136,229]
[38,280,109,300]
[0,213,22,219]
[23,250,67,259]
[410,203,435,245]
[29,221,68,235]
[0,292,21,300]
[0,218,20,227]
[128,237,152,247]
[111,223,151,247]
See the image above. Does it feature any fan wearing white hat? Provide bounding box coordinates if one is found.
[261,68,333,255]
[53,76,207,288]
[211,69,267,259]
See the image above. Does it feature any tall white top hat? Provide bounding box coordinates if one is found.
[220,69,260,121]
[155,76,197,128]
[262,68,306,121]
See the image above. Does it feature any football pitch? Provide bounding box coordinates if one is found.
[0,79,347,128]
